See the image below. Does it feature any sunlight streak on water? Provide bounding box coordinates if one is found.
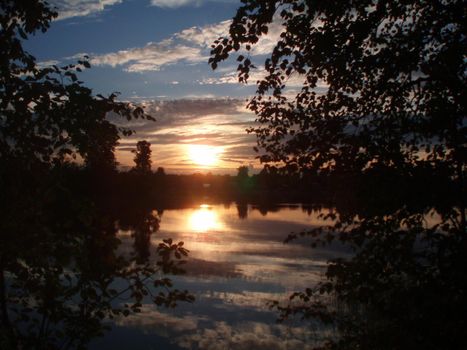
[188,205,224,232]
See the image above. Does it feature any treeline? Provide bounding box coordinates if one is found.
[52,162,458,213]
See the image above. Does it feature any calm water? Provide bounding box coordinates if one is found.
[89,203,346,350]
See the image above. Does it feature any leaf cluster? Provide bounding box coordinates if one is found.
[0,1,154,171]
[275,204,466,349]
[210,0,466,175]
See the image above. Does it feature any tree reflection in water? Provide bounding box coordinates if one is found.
[272,188,466,350]
[0,175,193,350]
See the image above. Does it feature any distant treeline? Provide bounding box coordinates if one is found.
[52,163,458,213]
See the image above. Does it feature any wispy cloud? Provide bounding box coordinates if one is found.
[114,98,258,173]
[199,66,267,85]
[48,0,123,20]
[150,0,200,7]
[177,321,317,350]
[150,0,235,8]
[85,20,230,72]
[91,41,203,72]
[175,20,231,47]
[70,17,281,74]
[36,60,60,68]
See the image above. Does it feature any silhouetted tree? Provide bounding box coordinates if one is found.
[236,165,255,195]
[0,181,193,349]
[237,165,249,178]
[210,0,465,182]
[0,2,194,349]
[132,140,152,174]
[211,1,466,349]
[84,126,120,173]
[0,1,153,173]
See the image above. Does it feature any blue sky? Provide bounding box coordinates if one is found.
[25,0,285,173]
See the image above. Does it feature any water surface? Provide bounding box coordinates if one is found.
[90,203,345,350]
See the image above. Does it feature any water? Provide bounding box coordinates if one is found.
[89,203,345,350]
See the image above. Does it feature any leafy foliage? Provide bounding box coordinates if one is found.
[210,1,466,349]
[210,0,466,175]
[272,200,467,349]
[0,2,189,349]
[0,0,154,171]
[0,174,193,349]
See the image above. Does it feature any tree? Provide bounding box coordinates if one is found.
[0,1,153,173]
[210,0,465,179]
[132,140,152,173]
[237,165,249,178]
[211,1,466,348]
[0,176,193,349]
[156,166,166,176]
[236,165,255,194]
[0,2,193,348]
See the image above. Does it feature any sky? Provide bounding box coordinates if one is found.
[24,0,285,174]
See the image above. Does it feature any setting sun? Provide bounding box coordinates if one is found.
[188,145,223,167]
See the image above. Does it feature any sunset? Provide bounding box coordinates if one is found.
[21,0,260,173]
[187,145,223,167]
[1,1,465,350]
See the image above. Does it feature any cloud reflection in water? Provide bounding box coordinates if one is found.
[92,204,343,349]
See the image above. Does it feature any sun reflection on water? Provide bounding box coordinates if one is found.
[189,205,223,232]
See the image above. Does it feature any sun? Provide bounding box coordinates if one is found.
[188,145,222,167]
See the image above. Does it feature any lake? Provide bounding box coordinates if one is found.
[89,203,346,350]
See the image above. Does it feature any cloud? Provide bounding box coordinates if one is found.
[54,4,290,82]
[116,307,322,350]
[199,65,329,90]
[150,0,200,7]
[150,0,235,8]
[114,98,258,173]
[48,0,123,20]
[117,305,205,332]
[72,17,282,74]
[177,321,318,350]
[143,98,243,119]
[37,60,60,68]
[90,41,203,72]
[118,99,254,146]
[84,20,230,72]
[248,20,284,56]
[199,67,267,85]
[176,20,231,46]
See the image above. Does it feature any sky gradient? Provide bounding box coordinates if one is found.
[24,0,284,173]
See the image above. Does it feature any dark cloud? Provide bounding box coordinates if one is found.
[222,144,257,157]
[117,98,251,136]
[114,98,260,172]
[144,98,243,120]
[220,158,246,164]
